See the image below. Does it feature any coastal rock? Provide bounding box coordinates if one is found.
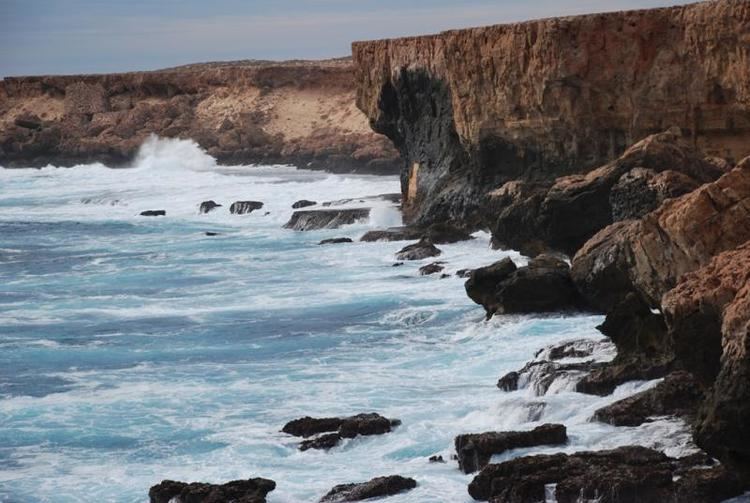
[455,424,567,473]
[418,262,444,276]
[610,168,700,221]
[282,413,400,450]
[319,475,417,502]
[0,60,400,172]
[319,238,353,245]
[360,222,472,244]
[230,201,264,215]
[394,239,441,261]
[282,416,344,438]
[292,199,317,209]
[284,208,370,231]
[593,371,703,426]
[199,200,222,214]
[148,477,276,503]
[467,446,742,503]
[353,1,750,225]
[140,210,166,217]
[300,433,342,451]
[360,227,422,242]
[466,255,584,318]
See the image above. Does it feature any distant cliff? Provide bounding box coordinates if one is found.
[0,58,399,172]
[353,0,750,222]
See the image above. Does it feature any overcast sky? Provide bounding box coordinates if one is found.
[1,0,696,77]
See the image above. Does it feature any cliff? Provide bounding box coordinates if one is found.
[0,58,399,172]
[352,0,750,222]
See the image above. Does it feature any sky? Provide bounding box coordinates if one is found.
[1,0,697,77]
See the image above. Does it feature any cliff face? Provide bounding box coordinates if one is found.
[0,59,399,172]
[353,0,750,222]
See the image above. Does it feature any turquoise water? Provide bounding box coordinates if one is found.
[0,137,696,502]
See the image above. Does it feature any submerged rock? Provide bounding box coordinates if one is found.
[284,208,370,231]
[319,475,417,502]
[230,201,264,215]
[149,477,276,503]
[419,262,444,275]
[394,239,441,261]
[199,200,222,214]
[292,199,317,209]
[283,413,400,451]
[140,210,166,216]
[319,238,353,245]
[455,424,567,474]
[468,445,743,503]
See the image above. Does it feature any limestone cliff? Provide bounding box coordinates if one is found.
[352,0,750,223]
[0,59,399,172]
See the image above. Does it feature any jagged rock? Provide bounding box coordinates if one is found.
[360,227,422,242]
[292,199,317,209]
[593,371,703,426]
[282,413,400,451]
[319,238,353,245]
[428,455,445,463]
[455,268,472,278]
[199,200,222,214]
[284,209,370,231]
[148,477,276,503]
[319,475,417,502]
[467,446,743,503]
[395,239,441,261]
[419,262,444,275]
[455,424,567,474]
[466,255,584,318]
[230,201,264,215]
[610,168,700,221]
[361,222,472,244]
[140,210,166,216]
[300,433,342,451]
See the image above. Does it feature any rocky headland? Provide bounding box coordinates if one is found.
[0,59,399,172]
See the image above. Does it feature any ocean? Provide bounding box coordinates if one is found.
[0,136,697,502]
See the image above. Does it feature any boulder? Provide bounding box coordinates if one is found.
[140,210,166,217]
[593,371,703,426]
[282,416,344,438]
[455,424,567,473]
[467,446,742,503]
[148,478,276,503]
[319,475,416,502]
[466,255,584,318]
[395,239,441,261]
[284,208,370,231]
[419,262,444,275]
[230,201,264,215]
[282,413,400,451]
[292,199,317,209]
[199,200,222,214]
[319,238,353,245]
[360,227,421,242]
[360,222,472,244]
[610,168,700,221]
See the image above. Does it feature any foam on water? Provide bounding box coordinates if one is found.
[1,138,699,502]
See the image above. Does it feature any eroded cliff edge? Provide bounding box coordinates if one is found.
[353,0,750,223]
[0,59,399,172]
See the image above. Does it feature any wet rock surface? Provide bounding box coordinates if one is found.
[466,255,585,318]
[319,475,417,502]
[230,201,264,215]
[140,210,166,217]
[292,199,317,209]
[149,477,276,503]
[455,424,567,474]
[360,222,472,244]
[394,239,441,261]
[468,446,743,503]
[418,262,444,276]
[283,413,400,451]
[319,238,353,245]
[284,208,371,231]
[199,200,222,214]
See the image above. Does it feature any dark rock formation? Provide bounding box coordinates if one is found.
[1,59,400,172]
[419,262,444,276]
[394,239,441,261]
[319,238,353,245]
[230,201,264,215]
[353,1,749,225]
[360,227,422,242]
[466,255,584,318]
[282,413,400,451]
[467,446,743,503]
[199,200,222,214]
[149,477,276,503]
[140,210,166,216]
[205,232,219,236]
[292,199,317,209]
[593,371,703,426]
[319,475,417,502]
[455,424,567,474]
[284,208,370,231]
[360,222,472,244]
[428,455,445,463]
[609,168,700,221]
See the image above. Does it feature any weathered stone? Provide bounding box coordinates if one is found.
[199,200,222,214]
[149,477,276,503]
[292,199,317,209]
[394,239,441,261]
[419,262,444,276]
[320,476,416,502]
[319,238,353,245]
[300,433,342,451]
[284,209,370,231]
[230,201,264,215]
